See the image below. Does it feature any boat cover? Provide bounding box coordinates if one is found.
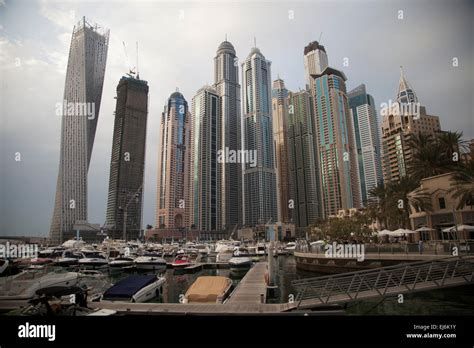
[103,275,157,299]
[185,276,232,303]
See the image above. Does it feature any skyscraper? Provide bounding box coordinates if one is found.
[241,46,278,226]
[106,76,149,240]
[50,17,109,244]
[348,84,383,205]
[190,86,221,231]
[304,41,361,217]
[156,91,192,229]
[287,89,322,227]
[381,68,441,183]
[214,40,242,230]
[271,78,292,223]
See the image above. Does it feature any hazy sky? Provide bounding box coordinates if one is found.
[0,0,473,236]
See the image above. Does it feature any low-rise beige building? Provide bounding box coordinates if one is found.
[409,172,474,241]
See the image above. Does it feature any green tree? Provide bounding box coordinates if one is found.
[450,159,474,209]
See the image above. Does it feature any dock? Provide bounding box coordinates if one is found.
[225,262,268,304]
[86,261,308,315]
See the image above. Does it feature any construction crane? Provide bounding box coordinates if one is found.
[122,41,139,79]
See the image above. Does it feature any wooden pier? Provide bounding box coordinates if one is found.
[226,262,269,305]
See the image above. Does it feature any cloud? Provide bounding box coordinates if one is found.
[39,0,77,30]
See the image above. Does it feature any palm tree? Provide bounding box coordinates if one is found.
[437,131,469,161]
[409,140,448,181]
[387,176,432,229]
[450,159,474,209]
[408,131,468,181]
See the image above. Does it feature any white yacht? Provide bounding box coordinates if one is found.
[78,251,108,269]
[108,257,135,271]
[0,270,81,303]
[102,274,165,303]
[195,244,210,256]
[284,242,297,254]
[134,254,167,271]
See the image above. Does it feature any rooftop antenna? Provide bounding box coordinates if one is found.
[318,32,323,43]
[225,33,227,41]
[254,36,257,47]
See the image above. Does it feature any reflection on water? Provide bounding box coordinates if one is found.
[104,255,474,314]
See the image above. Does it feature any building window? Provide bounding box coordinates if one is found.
[438,197,446,210]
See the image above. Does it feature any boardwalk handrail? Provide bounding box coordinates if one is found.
[292,256,474,309]
[296,240,474,256]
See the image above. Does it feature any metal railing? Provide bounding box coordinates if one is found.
[296,241,474,256]
[291,256,474,309]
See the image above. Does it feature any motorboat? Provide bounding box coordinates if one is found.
[61,239,86,249]
[38,247,64,258]
[54,250,85,267]
[76,270,110,301]
[134,254,167,271]
[101,274,165,303]
[78,252,108,269]
[256,242,266,256]
[0,270,81,303]
[108,257,135,272]
[163,245,178,257]
[195,244,210,256]
[228,257,252,270]
[232,247,250,257]
[284,242,297,254]
[171,254,191,268]
[216,249,234,263]
[183,276,233,304]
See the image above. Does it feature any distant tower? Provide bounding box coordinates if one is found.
[106,76,149,240]
[271,78,292,223]
[156,90,192,229]
[348,84,383,205]
[304,41,361,217]
[50,17,109,244]
[241,46,277,226]
[190,86,221,231]
[214,40,242,229]
[287,89,322,226]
